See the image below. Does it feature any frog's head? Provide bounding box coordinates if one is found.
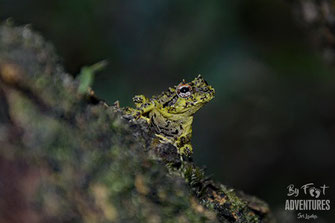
[162,75,215,115]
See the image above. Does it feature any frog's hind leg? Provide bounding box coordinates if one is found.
[123,107,140,119]
[155,134,174,144]
[133,95,149,108]
[133,95,155,117]
[124,95,155,122]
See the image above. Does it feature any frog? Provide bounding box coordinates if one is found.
[125,75,215,156]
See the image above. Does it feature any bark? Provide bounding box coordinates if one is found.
[0,22,274,223]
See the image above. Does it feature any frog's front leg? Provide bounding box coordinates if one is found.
[175,118,193,156]
[175,133,193,156]
[155,134,174,144]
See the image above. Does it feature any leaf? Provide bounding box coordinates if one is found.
[77,60,108,94]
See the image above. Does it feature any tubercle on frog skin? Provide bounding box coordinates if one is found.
[125,75,215,156]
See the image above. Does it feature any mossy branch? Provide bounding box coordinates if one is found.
[0,22,275,223]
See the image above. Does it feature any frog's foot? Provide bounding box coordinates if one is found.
[178,144,193,156]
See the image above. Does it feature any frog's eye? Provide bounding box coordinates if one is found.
[177,84,192,98]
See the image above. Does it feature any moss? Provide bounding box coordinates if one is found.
[0,22,274,223]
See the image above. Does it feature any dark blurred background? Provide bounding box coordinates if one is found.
[1,0,334,221]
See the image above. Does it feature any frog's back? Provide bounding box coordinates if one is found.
[127,75,215,155]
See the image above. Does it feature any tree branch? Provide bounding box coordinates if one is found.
[0,22,275,223]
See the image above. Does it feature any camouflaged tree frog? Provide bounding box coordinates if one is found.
[125,75,215,156]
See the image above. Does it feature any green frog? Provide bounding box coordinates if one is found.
[125,75,215,156]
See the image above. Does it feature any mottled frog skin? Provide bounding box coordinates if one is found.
[126,75,215,155]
